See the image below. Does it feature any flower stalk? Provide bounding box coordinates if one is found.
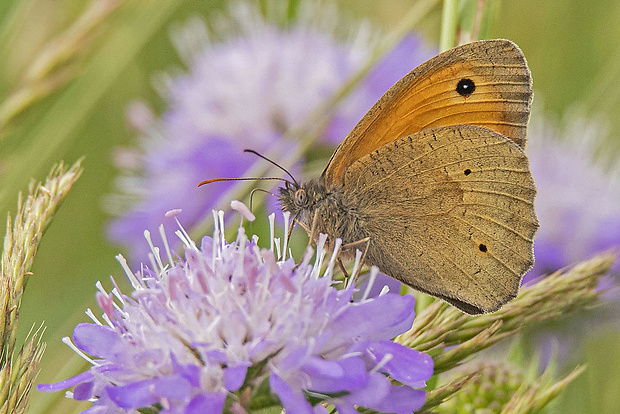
[0,0,124,130]
[0,160,82,414]
[399,251,617,374]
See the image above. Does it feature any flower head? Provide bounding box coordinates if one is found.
[434,361,523,413]
[106,0,434,262]
[39,206,433,413]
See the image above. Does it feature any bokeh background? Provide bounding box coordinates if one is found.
[1,0,619,412]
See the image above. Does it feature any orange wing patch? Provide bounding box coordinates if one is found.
[322,39,532,188]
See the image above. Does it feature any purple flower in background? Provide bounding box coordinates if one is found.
[525,112,620,284]
[106,0,434,262]
[39,207,433,413]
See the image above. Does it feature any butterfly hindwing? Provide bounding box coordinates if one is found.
[342,124,538,313]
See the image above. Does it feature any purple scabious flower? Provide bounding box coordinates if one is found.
[39,206,433,413]
[106,0,435,262]
[524,112,620,284]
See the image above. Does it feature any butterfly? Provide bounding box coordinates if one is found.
[277,39,538,314]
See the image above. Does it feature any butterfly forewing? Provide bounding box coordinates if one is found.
[324,39,532,187]
[343,125,538,314]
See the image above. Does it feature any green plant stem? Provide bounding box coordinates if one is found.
[440,0,458,51]
[0,1,182,218]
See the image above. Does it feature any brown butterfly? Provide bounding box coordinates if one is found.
[277,39,538,314]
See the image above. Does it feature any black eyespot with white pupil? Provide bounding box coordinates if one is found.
[294,189,308,206]
[456,78,475,96]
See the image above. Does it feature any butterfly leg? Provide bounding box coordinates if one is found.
[306,209,320,249]
[341,237,371,285]
[282,215,297,261]
[290,210,319,267]
[338,258,350,278]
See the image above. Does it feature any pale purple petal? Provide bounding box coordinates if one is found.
[73,324,127,361]
[224,365,248,392]
[270,374,314,414]
[333,402,360,414]
[325,293,416,347]
[106,379,161,409]
[73,381,94,401]
[303,356,367,393]
[366,385,427,413]
[37,371,94,392]
[152,375,192,402]
[186,393,226,414]
[339,371,390,407]
[368,340,434,387]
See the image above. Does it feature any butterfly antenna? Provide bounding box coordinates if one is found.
[244,149,299,186]
[198,176,292,187]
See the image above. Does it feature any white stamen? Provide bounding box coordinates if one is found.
[144,230,165,275]
[164,208,182,217]
[282,211,291,260]
[274,237,281,260]
[116,254,142,289]
[349,249,363,281]
[159,224,174,266]
[85,308,103,325]
[360,266,379,301]
[338,350,364,359]
[379,285,390,296]
[235,228,248,276]
[109,286,123,304]
[370,352,394,373]
[324,238,342,279]
[146,250,158,276]
[218,210,226,250]
[95,281,106,295]
[268,213,275,252]
[251,237,262,261]
[101,313,114,327]
[108,277,125,305]
[174,216,196,250]
[212,210,219,265]
[231,200,256,222]
[62,336,97,366]
[312,234,328,278]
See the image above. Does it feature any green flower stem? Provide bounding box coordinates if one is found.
[440,0,458,51]
[0,0,183,219]
[501,366,586,414]
[419,373,478,412]
[398,252,617,374]
[0,0,124,130]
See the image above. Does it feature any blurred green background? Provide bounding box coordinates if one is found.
[1,0,619,412]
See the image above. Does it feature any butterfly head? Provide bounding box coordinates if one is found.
[277,179,327,223]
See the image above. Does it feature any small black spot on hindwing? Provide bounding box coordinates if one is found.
[478,244,488,253]
[464,169,472,176]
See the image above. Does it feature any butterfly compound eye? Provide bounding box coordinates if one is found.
[294,189,308,206]
[456,78,475,96]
